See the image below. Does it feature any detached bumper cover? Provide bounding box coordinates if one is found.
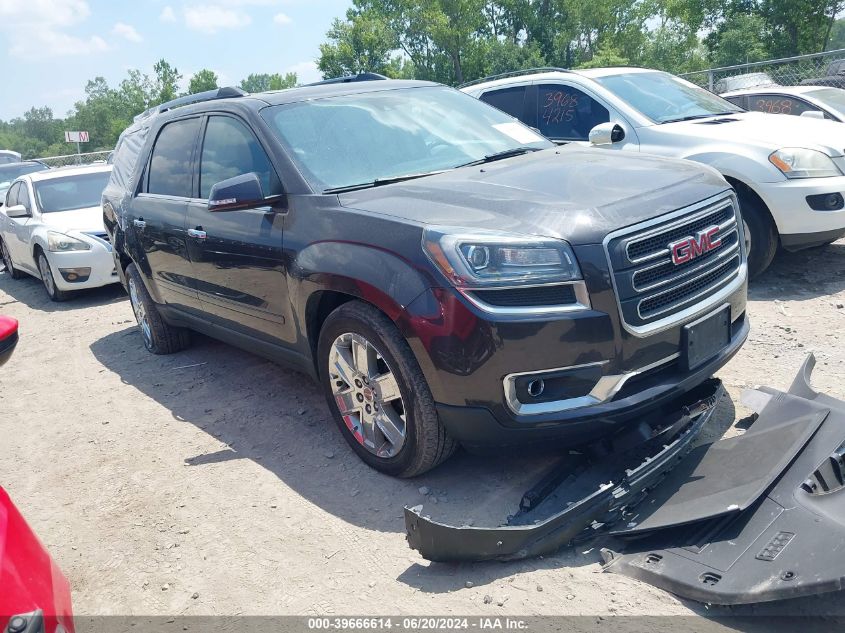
[601,354,845,605]
[405,380,725,562]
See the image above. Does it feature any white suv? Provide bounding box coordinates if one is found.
[463,67,845,277]
[0,164,118,301]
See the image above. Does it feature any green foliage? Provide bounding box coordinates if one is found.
[239,72,298,92]
[188,69,219,94]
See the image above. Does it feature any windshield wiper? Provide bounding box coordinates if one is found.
[323,170,445,194]
[660,111,742,124]
[457,146,543,168]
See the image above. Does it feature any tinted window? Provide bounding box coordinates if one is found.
[723,95,747,109]
[480,86,528,119]
[537,85,610,140]
[35,172,112,213]
[262,87,551,191]
[199,116,281,199]
[147,118,200,197]
[746,95,821,117]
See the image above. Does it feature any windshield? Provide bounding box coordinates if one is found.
[0,162,48,187]
[34,171,111,213]
[261,86,553,191]
[594,71,744,124]
[806,88,845,116]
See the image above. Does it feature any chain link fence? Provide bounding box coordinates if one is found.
[682,48,845,94]
[33,150,112,168]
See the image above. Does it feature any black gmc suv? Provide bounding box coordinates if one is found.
[103,81,749,477]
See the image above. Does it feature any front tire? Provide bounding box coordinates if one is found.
[317,301,457,477]
[37,250,69,302]
[0,237,22,279]
[125,263,190,354]
[737,192,778,279]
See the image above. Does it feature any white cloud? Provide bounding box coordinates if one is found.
[0,0,110,59]
[273,12,291,25]
[112,22,143,43]
[183,5,252,34]
[286,60,319,84]
[160,5,177,22]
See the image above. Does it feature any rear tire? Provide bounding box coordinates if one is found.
[125,263,190,354]
[737,191,778,279]
[37,249,70,302]
[1,237,23,279]
[317,300,457,477]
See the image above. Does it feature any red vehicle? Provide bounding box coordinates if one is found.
[0,316,75,633]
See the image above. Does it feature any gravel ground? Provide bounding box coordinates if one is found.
[2,241,845,623]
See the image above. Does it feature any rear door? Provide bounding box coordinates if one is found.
[130,116,203,311]
[185,113,288,342]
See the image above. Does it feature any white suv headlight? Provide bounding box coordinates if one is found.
[769,148,842,179]
[47,231,91,252]
[423,227,582,287]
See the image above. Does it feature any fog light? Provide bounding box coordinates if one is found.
[806,192,845,211]
[59,267,91,283]
[527,379,545,398]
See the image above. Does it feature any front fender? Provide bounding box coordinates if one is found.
[679,150,781,189]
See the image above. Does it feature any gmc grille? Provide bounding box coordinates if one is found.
[605,197,744,332]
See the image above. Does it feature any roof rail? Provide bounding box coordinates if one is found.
[459,67,571,89]
[307,72,389,86]
[133,86,248,123]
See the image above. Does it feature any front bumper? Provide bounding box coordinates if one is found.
[400,241,748,449]
[756,175,845,244]
[47,246,119,292]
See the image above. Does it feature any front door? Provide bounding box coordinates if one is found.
[5,182,37,271]
[185,114,289,343]
[130,116,203,311]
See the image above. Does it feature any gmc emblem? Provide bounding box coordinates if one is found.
[669,226,722,265]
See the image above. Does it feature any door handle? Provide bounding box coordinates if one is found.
[187,228,207,240]
[133,218,146,230]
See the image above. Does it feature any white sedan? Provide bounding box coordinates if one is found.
[0,164,118,301]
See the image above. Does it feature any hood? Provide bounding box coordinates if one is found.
[339,147,730,244]
[39,206,105,234]
[657,111,845,156]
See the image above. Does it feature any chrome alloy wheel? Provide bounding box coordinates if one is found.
[128,276,153,348]
[329,332,407,458]
[1,240,12,273]
[37,253,55,297]
[743,219,752,258]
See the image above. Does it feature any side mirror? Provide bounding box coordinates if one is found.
[5,204,29,218]
[589,122,626,146]
[800,110,825,120]
[208,173,265,212]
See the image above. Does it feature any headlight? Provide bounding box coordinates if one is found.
[47,231,91,252]
[423,227,582,287]
[769,148,842,179]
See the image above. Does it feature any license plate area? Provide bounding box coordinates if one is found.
[683,304,731,372]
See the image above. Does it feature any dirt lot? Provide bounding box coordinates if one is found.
[2,242,845,623]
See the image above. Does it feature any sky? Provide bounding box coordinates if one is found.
[0,0,354,120]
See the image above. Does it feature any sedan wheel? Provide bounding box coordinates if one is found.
[37,251,67,302]
[328,332,407,458]
[0,239,22,279]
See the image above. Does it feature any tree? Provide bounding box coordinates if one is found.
[151,59,182,105]
[189,69,219,94]
[240,72,298,92]
[319,14,399,77]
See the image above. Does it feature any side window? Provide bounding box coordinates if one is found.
[199,116,282,199]
[480,86,528,120]
[146,118,201,198]
[724,95,748,109]
[747,95,821,117]
[18,183,31,211]
[5,182,19,207]
[537,84,609,141]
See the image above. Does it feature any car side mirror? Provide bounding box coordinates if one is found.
[800,110,825,120]
[208,173,265,212]
[589,122,626,146]
[5,204,30,218]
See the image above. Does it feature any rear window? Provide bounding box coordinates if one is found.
[0,163,48,187]
[34,171,112,213]
[110,127,149,190]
